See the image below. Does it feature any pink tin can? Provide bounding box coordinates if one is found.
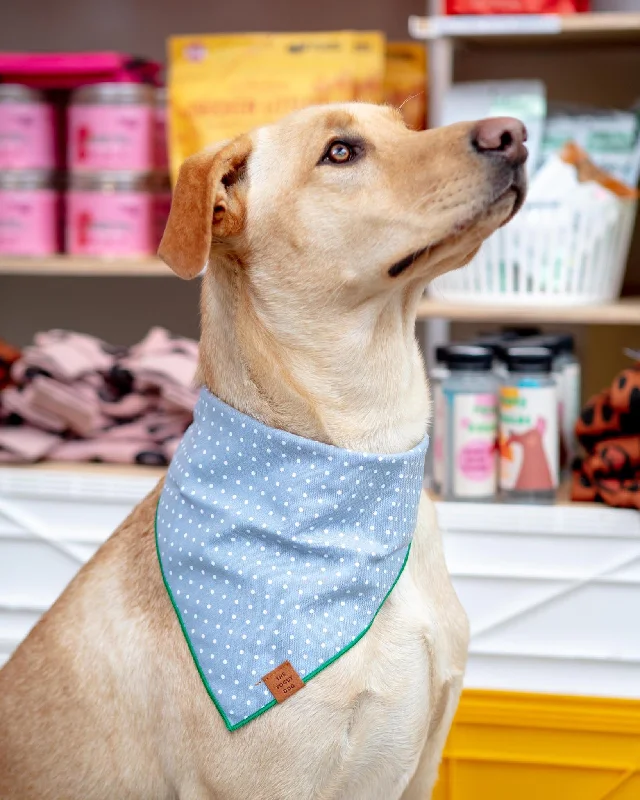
[68,83,154,172]
[154,87,169,170]
[0,171,59,256]
[0,85,56,170]
[67,172,154,257]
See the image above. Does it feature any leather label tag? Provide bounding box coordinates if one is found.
[262,661,305,703]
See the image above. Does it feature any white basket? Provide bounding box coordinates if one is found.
[428,196,637,306]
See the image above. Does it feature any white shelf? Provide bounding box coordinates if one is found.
[0,461,164,502]
[435,496,640,699]
[0,462,163,667]
[435,495,640,539]
[410,12,640,45]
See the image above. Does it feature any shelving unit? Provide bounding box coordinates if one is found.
[404,11,640,709]
[409,6,640,377]
[409,11,640,46]
[403,5,640,536]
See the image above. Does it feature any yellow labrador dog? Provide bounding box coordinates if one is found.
[0,103,526,800]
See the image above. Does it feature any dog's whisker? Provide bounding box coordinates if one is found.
[398,91,424,112]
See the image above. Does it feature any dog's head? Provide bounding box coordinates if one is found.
[158,103,526,445]
[159,103,526,298]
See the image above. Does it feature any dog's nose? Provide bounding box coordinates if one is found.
[472,117,528,166]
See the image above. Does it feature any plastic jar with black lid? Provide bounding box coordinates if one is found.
[441,345,498,501]
[516,333,581,471]
[471,332,521,379]
[499,346,559,504]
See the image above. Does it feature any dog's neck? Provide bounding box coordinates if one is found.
[197,262,430,455]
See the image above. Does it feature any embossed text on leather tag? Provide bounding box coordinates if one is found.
[262,661,305,703]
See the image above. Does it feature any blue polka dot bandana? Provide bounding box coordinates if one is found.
[156,389,428,730]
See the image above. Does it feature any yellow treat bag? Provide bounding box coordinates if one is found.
[168,32,361,179]
[383,42,427,131]
[350,31,385,104]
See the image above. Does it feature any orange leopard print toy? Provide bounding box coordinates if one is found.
[572,359,640,510]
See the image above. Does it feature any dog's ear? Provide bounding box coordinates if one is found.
[158,135,252,279]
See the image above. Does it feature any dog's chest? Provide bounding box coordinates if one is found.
[167,544,463,800]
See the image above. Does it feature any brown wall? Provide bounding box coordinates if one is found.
[0,0,424,62]
[0,0,424,347]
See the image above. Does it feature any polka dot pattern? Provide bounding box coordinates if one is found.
[156,389,428,729]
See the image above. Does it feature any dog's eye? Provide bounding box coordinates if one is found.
[326,142,352,163]
[321,140,362,165]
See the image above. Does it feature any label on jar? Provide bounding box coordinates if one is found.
[451,392,498,498]
[67,190,153,257]
[0,189,59,255]
[68,105,153,171]
[499,384,559,493]
[432,382,445,492]
[0,103,56,169]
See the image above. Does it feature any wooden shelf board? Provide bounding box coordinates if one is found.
[2,258,637,324]
[417,296,640,325]
[0,461,589,506]
[0,255,172,277]
[0,463,608,511]
[560,12,640,37]
[9,461,167,478]
[429,478,601,509]
[410,12,640,46]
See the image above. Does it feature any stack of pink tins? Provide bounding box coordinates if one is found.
[67,82,170,257]
[0,84,59,255]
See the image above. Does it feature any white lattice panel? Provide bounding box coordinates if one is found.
[1,464,638,701]
[438,501,640,699]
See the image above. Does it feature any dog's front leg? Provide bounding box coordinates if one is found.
[399,675,463,800]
